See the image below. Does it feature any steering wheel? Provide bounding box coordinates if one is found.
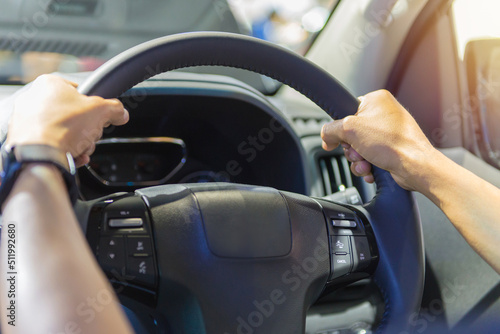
[75,32,424,334]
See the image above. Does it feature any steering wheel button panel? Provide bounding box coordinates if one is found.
[109,217,143,228]
[86,195,159,302]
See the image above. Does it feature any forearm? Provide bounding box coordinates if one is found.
[413,150,500,273]
[0,164,133,333]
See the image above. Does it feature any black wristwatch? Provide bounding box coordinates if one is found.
[0,144,79,212]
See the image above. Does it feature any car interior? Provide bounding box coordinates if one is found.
[0,0,499,333]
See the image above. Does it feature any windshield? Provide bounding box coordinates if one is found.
[0,0,338,88]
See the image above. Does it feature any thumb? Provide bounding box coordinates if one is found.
[102,99,129,126]
[321,118,348,151]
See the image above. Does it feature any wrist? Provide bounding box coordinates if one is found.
[2,163,65,211]
[393,143,442,192]
[405,147,449,195]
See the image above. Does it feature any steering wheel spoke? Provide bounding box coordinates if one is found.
[79,184,382,333]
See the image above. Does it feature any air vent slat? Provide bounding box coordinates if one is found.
[330,156,342,190]
[317,154,358,196]
[339,155,353,187]
[319,159,332,195]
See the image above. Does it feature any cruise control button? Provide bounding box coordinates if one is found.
[351,236,372,271]
[127,236,152,256]
[98,236,126,276]
[331,253,352,279]
[127,257,155,287]
[331,236,350,253]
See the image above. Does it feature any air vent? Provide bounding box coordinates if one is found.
[292,117,330,133]
[0,37,107,57]
[317,154,354,195]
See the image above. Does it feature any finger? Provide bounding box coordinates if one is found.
[104,99,129,126]
[350,160,372,177]
[345,147,364,162]
[341,142,350,149]
[363,174,374,183]
[355,95,372,116]
[322,140,333,151]
[321,119,346,150]
[83,141,96,156]
[74,154,90,167]
[61,78,79,88]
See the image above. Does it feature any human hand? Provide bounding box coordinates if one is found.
[6,75,129,167]
[321,90,436,191]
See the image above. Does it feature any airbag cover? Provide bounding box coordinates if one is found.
[194,185,291,258]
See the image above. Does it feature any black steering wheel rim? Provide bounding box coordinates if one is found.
[78,31,358,119]
[78,32,425,334]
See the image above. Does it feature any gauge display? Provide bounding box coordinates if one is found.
[87,137,186,186]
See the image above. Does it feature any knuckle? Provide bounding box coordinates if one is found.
[320,123,329,140]
[372,89,393,101]
[102,99,124,118]
[345,148,355,162]
[86,142,96,154]
[377,89,391,96]
[108,98,123,108]
[35,74,53,83]
[341,116,357,135]
[88,96,105,106]
[33,74,61,87]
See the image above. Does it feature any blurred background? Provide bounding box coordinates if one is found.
[0,0,337,84]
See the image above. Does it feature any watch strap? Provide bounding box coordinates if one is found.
[0,145,79,212]
[11,144,76,175]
